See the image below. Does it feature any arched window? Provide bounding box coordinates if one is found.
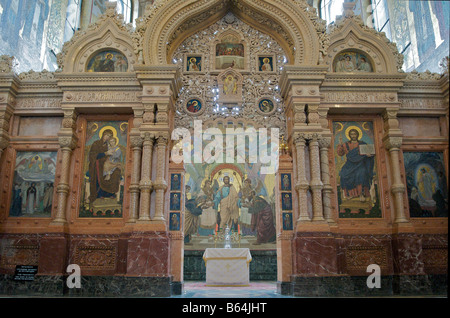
[320,0,345,25]
[116,0,132,24]
[64,0,83,43]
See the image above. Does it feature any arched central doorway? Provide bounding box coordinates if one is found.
[165,9,293,288]
[152,0,324,292]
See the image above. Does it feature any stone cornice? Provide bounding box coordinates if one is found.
[279,65,328,98]
[134,64,182,98]
[322,72,407,90]
[54,72,141,89]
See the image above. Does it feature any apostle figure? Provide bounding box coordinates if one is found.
[198,180,217,229]
[10,183,23,216]
[188,57,200,71]
[238,178,254,227]
[357,57,372,72]
[336,55,356,72]
[336,128,374,202]
[214,176,240,230]
[260,58,272,71]
[42,183,54,213]
[26,182,37,214]
[114,55,127,72]
[247,191,276,245]
[99,53,115,72]
[184,185,203,244]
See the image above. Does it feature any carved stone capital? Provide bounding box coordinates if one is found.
[308,133,320,143]
[58,134,78,150]
[156,132,169,145]
[56,183,70,194]
[0,135,10,150]
[152,178,168,190]
[130,135,144,148]
[383,136,402,150]
[141,131,155,142]
[295,182,309,191]
[318,136,331,149]
[293,133,307,145]
[139,178,153,190]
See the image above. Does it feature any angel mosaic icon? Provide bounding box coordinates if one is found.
[9,151,57,217]
[223,75,238,95]
[186,99,202,114]
[334,51,372,72]
[86,50,128,72]
[187,56,202,72]
[80,121,128,217]
[403,152,448,217]
[333,121,381,218]
[258,99,274,114]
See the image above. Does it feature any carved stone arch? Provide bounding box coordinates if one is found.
[327,16,403,73]
[138,0,327,66]
[58,3,137,73]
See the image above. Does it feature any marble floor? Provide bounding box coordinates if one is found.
[172,281,294,298]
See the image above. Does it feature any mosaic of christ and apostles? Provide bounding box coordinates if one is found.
[183,162,277,249]
[180,127,278,249]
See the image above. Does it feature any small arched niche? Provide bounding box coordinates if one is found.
[211,28,249,72]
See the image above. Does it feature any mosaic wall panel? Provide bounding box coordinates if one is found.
[79,121,128,218]
[333,121,381,218]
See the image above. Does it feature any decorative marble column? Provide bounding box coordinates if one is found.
[0,56,16,161]
[0,106,12,160]
[382,109,408,223]
[294,133,310,222]
[384,136,407,223]
[52,109,78,224]
[128,131,143,223]
[138,132,154,222]
[309,134,325,222]
[152,133,169,222]
[318,136,334,223]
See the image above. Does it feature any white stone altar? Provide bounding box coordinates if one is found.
[203,248,252,286]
